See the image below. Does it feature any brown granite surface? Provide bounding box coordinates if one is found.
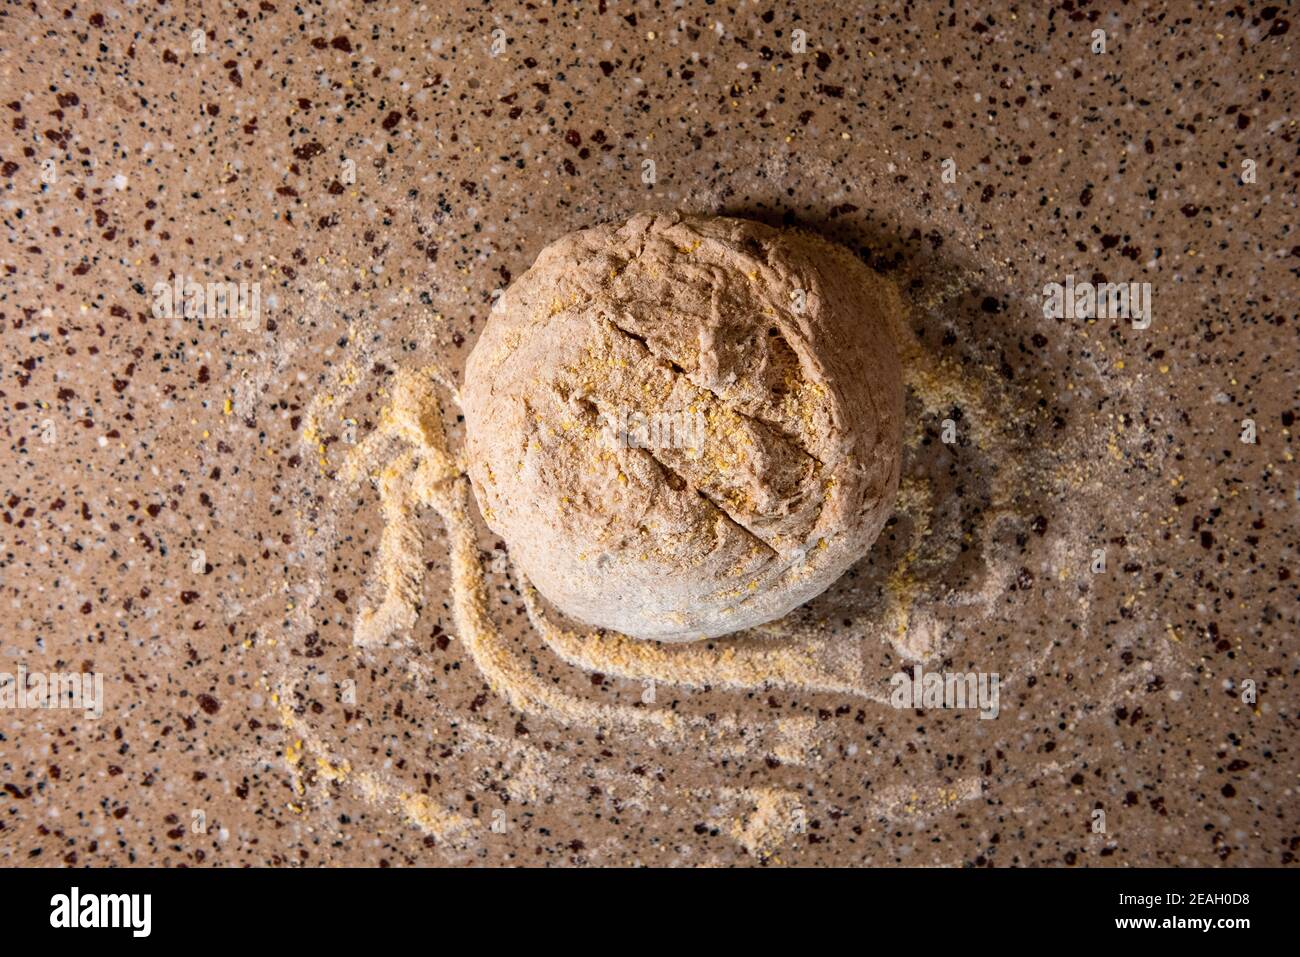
[1,1,1296,866]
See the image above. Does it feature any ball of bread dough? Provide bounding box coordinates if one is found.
[462,212,904,642]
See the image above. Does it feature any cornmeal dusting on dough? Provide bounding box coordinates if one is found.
[462,213,905,641]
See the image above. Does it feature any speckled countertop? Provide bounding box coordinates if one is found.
[1,1,1296,866]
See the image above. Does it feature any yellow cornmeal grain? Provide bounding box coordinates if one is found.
[279,696,479,843]
[729,788,806,860]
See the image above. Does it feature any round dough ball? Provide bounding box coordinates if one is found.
[462,212,904,642]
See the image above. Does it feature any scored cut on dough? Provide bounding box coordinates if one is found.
[462,212,904,642]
